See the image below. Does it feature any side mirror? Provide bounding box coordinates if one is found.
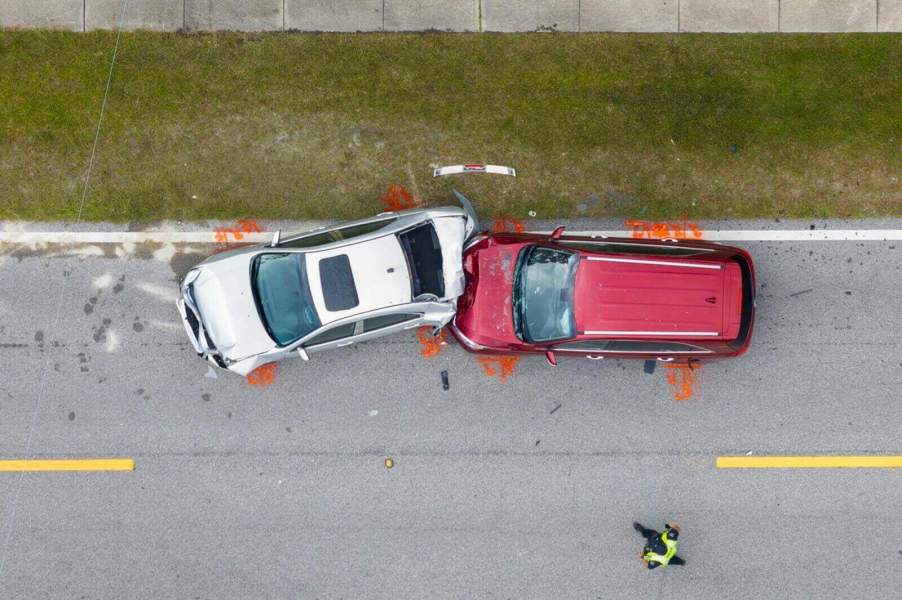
[545,349,557,367]
[296,347,310,361]
[550,226,565,240]
[269,230,281,247]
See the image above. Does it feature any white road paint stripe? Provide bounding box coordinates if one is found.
[0,229,901,244]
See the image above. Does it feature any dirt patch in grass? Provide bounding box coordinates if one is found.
[0,31,899,221]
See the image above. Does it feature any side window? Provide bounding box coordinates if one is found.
[281,218,395,248]
[363,313,420,332]
[281,230,335,248]
[555,340,610,352]
[303,322,357,347]
[560,241,710,257]
[332,218,396,241]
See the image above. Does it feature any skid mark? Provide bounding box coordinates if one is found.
[491,217,525,233]
[246,363,277,387]
[417,326,447,358]
[664,364,700,401]
[476,355,520,383]
[625,217,703,240]
[380,184,418,211]
[214,219,263,247]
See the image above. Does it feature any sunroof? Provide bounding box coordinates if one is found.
[319,255,359,312]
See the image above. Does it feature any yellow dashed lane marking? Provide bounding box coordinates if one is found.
[717,456,902,469]
[0,459,134,472]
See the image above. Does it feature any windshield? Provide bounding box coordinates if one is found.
[512,246,578,343]
[251,253,321,346]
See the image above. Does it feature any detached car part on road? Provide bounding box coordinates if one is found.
[450,229,755,365]
[177,202,478,376]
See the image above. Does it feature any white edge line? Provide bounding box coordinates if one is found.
[1,229,901,244]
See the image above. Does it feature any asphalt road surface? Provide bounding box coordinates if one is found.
[1,219,901,599]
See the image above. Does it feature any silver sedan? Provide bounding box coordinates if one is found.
[177,196,479,376]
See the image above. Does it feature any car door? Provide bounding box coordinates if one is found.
[356,312,424,344]
[555,339,712,362]
[551,340,611,361]
[299,321,360,355]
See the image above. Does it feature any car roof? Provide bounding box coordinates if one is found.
[304,234,412,325]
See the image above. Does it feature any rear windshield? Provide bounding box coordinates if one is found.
[398,224,444,298]
[251,253,321,346]
[513,245,578,343]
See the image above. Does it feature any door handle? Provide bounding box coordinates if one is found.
[586,355,604,360]
[403,323,421,330]
[656,357,674,362]
[337,341,354,347]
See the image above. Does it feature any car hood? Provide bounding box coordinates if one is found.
[454,240,529,347]
[190,254,274,360]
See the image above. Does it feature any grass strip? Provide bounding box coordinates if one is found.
[1,31,899,221]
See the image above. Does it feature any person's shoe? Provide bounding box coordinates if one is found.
[633,522,643,532]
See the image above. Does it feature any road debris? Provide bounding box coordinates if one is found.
[550,403,562,415]
[432,164,516,177]
[384,458,394,469]
[789,289,813,297]
[441,370,450,391]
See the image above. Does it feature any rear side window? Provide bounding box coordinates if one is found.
[363,313,419,332]
[304,322,357,347]
[398,224,444,298]
[319,255,359,312]
[560,241,711,257]
[333,219,396,241]
[281,230,334,248]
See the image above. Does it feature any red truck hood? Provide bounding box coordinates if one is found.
[573,257,743,340]
[454,240,529,348]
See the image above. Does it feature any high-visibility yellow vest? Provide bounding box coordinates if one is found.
[643,531,678,566]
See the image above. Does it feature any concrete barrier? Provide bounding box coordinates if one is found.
[1,0,898,32]
[482,0,579,32]
[0,0,83,31]
[184,0,282,31]
[286,0,382,32]
[580,0,676,32]
[681,0,779,32]
[781,0,876,32]
[86,0,182,30]
[880,0,902,31]
[383,0,478,31]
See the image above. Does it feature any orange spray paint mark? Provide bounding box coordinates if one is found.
[476,355,520,383]
[214,219,263,244]
[664,363,700,401]
[246,363,277,387]
[380,184,418,211]
[491,217,525,233]
[417,326,447,358]
[625,217,702,240]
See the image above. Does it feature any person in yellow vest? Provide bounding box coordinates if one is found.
[633,522,685,569]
